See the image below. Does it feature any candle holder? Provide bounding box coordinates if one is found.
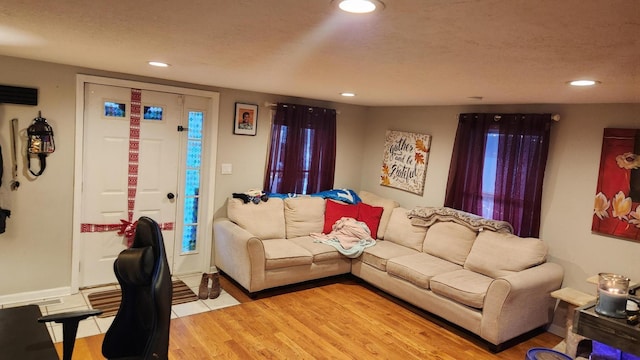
[595,272,629,318]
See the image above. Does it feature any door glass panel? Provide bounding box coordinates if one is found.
[181,111,203,252]
[143,105,164,120]
[188,114,203,140]
[183,197,198,223]
[104,101,126,117]
[182,225,197,253]
[186,141,201,168]
[185,170,200,196]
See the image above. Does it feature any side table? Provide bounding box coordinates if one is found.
[574,302,640,357]
[550,287,596,358]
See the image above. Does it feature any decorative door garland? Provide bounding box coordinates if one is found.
[81,89,173,246]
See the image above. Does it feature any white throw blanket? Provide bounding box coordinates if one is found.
[310,217,376,258]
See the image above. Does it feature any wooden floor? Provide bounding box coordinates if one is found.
[59,275,561,359]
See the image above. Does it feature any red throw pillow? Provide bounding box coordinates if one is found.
[323,200,359,234]
[357,202,384,238]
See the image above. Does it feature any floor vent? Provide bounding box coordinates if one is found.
[31,298,62,306]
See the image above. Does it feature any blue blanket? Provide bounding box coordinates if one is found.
[268,189,361,204]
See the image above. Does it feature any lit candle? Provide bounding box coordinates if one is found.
[596,287,628,318]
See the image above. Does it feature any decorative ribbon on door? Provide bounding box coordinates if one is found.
[80,88,173,246]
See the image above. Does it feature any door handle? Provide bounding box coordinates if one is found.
[167,193,175,200]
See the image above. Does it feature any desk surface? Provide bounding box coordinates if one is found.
[0,304,58,360]
[574,302,640,357]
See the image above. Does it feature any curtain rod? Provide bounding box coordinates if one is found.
[264,102,341,115]
[266,103,560,121]
[492,114,561,122]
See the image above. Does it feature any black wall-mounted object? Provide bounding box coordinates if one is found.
[0,85,38,105]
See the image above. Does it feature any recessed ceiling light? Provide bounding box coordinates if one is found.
[148,61,170,67]
[335,0,385,14]
[568,79,599,86]
[341,92,356,97]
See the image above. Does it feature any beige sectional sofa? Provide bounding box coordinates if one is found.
[213,191,564,349]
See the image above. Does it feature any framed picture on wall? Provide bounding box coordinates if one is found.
[592,128,640,242]
[233,102,258,136]
[380,130,431,195]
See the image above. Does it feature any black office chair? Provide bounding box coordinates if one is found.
[39,216,172,360]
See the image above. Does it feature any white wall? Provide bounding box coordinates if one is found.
[1,54,639,303]
[0,55,367,299]
[0,57,78,295]
[212,89,367,217]
[361,103,640,295]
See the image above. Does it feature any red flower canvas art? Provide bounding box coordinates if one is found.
[592,128,640,242]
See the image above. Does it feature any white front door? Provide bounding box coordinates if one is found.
[80,83,181,287]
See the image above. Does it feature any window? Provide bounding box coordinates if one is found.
[445,113,552,237]
[481,131,499,218]
[263,103,337,194]
[181,111,203,252]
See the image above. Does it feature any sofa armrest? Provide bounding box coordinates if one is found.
[481,262,564,345]
[213,218,266,292]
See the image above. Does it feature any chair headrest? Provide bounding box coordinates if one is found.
[115,246,154,285]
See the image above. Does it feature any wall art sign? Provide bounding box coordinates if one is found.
[233,102,258,136]
[592,128,640,242]
[380,130,431,195]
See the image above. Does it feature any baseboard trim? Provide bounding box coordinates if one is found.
[547,323,566,337]
[0,286,72,307]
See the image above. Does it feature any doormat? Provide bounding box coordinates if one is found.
[88,280,198,318]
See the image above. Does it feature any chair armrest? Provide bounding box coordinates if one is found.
[481,262,564,345]
[38,309,102,360]
[38,309,103,324]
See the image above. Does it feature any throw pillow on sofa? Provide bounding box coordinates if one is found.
[323,200,359,234]
[323,199,384,236]
[357,202,384,238]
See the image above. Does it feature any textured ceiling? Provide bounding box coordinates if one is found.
[0,1,638,106]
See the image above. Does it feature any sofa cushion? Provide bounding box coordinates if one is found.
[386,253,462,289]
[262,239,313,270]
[288,236,343,262]
[360,241,418,271]
[423,222,477,265]
[359,191,400,239]
[284,197,325,238]
[464,231,548,278]
[430,269,493,309]
[357,202,384,237]
[323,200,359,234]
[383,207,427,251]
[227,198,286,239]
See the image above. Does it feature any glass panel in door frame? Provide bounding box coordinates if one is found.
[171,96,211,275]
[180,110,204,253]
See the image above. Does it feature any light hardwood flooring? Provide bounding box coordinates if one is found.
[58,275,561,359]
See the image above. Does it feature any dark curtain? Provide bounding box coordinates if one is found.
[444,113,552,237]
[444,114,494,216]
[263,103,336,194]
